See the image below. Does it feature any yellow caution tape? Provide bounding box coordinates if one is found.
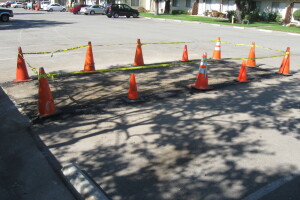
[18,39,287,79]
[31,52,286,80]
[21,40,285,56]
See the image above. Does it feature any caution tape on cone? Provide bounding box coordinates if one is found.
[21,40,285,56]
[18,40,287,80]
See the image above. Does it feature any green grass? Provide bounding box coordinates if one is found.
[139,13,300,33]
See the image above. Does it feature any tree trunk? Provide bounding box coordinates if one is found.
[154,0,159,15]
[164,0,170,14]
[191,0,199,15]
[235,0,242,23]
[284,4,293,25]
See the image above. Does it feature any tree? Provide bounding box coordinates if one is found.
[164,0,170,14]
[235,0,255,23]
[154,0,159,15]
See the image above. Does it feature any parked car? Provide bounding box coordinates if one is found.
[70,4,87,14]
[106,4,139,18]
[45,3,66,12]
[11,2,23,8]
[0,7,13,22]
[0,1,16,7]
[40,1,50,10]
[80,5,105,15]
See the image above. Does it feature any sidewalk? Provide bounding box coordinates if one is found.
[0,87,76,200]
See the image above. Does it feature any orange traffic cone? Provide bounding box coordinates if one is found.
[247,42,256,67]
[134,39,144,66]
[190,53,213,90]
[82,41,95,71]
[236,60,248,82]
[38,67,57,117]
[124,73,143,102]
[181,45,189,61]
[212,37,221,59]
[14,47,32,83]
[278,47,291,75]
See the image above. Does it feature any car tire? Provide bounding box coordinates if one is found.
[0,14,9,22]
[126,15,130,18]
[133,13,138,18]
[90,10,95,15]
[113,12,119,18]
[48,8,53,12]
[61,8,66,12]
[107,15,112,18]
[84,13,88,15]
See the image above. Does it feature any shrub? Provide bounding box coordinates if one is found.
[248,9,261,22]
[293,9,300,21]
[171,10,187,15]
[226,10,237,22]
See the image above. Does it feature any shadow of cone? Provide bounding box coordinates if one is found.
[236,60,248,82]
[247,42,256,67]
[212,37,221,59]
[38,68,57,117]
[278,47,291,76]
[134,39,144,66]
[13,47,32,83]
[123,73,144,103]
[182,45,189,61]
[82,41,95,71]
[189,53,213,90]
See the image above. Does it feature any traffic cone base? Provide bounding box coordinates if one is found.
[123,97,145,103]
[13,78,32,83]
[189,84,213,91]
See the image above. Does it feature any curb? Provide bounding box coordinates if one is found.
[62,163,111,200]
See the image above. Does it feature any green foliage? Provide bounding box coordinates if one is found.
[293,9,300,21]
[226,10,237,22]
[248,9,261,22]
[171,10,187,15]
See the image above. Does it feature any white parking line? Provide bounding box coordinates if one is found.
[288,33,300,36]
[233,26,245,29]
[258,29,273,32]
[242,173,300,200]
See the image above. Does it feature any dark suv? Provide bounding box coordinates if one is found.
[106,4,139,18]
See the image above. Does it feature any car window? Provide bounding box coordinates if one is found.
[124,5,131,10]
[123,5,131,10]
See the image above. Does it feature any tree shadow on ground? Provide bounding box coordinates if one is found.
[0,19,72,30]
[3,60,300,200]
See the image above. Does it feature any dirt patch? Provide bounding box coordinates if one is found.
[2,60,282,120]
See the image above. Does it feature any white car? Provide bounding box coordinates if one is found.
[11,2,23,8]
[79,5,105,15]
[45,3,66,12]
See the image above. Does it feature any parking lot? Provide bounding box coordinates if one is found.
[1,8,300,200]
